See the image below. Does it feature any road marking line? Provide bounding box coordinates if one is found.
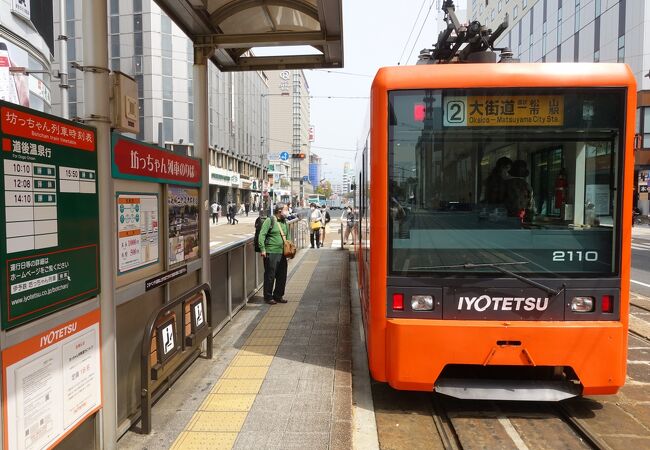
[497,416,531,450]
[631,279,650,288]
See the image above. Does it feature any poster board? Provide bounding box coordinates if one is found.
[2,309,102,450]
[167,185,199,266]
[117,193,159,274]
[0,101,100,329]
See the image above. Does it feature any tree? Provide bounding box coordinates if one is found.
[316,180,332,198]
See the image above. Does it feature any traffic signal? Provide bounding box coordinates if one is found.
[291,153,306,159]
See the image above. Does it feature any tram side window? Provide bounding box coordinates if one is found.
[388,88,624,276]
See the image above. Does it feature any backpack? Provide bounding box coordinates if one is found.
[254,216,267,252]
[254,216,276,252]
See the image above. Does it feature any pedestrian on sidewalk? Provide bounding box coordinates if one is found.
[229,202,239,225]
[258,202,291,304]
[225,201,232,224]
[341,205,356,245]
[210,201,220,224]
[319,205,330,247]
[245,202,250,217]
[308,203,323,248]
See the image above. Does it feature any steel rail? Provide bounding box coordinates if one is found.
[556,402,610,450]
[431,395,463,450]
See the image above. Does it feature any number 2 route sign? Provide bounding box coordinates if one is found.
[0,101,100,329]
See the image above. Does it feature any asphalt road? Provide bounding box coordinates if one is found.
[208,211,345,251]
[631,226,650,297]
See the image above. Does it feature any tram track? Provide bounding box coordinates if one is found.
[431,394,607,450]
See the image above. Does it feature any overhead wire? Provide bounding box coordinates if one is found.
[405,0,436,65]
[397,0,428,65]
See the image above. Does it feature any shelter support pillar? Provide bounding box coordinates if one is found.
[194,47,212,286]
[82,0,117,448]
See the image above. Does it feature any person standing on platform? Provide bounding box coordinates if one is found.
[308,203,323,248]
[258,203,291,304]
[319,205,330,247]
[341,206,356,245]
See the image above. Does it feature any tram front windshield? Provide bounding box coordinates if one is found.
[388,88,625,277]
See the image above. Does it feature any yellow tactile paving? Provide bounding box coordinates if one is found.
[222,365,269,379]
[211,378,264,394]
[253,322,289,331]
[238,345,278,356]
[249,329,287,339]
[231,354,275,366]
[200,394,256,412]
[171,255,319,450]
[244,336,284,346]
[186,411,248,432]
[171,431,238,450]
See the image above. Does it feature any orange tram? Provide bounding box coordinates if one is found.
[355,62,636,400]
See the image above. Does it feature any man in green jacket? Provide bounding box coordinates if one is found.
[258,203,290,304]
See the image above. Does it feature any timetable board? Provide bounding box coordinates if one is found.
[0,101,100,329]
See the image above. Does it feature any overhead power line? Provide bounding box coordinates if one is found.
[405,0,436,65]
[398,0,428,65]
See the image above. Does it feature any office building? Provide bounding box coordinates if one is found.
[1,0,54,113]
[468,0,650,207]
[267,69,313,205]
[51,0,269,209]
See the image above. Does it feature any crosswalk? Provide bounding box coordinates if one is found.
[632,240,650,251]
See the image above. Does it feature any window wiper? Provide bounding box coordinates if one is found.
[411,261,565,297]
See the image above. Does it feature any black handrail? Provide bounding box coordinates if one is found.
[139,282,212,434]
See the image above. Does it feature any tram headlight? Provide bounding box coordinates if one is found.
[411,295,434,311]
[570,296,594,312]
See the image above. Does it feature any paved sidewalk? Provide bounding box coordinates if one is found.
[118,243,359,449]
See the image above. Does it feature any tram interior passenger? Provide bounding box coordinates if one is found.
[388,89,623,276]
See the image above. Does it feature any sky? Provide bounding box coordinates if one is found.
[301,0,468,183]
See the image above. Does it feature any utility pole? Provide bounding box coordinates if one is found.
[58,0,69,119]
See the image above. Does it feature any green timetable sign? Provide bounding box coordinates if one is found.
[0,101,100,329]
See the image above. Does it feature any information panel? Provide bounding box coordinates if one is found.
[117,193,159,273]
[168,186,199,266]
[0,101,100,329]
[2,309,102,450]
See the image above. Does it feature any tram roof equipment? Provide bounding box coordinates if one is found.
[417,0,514,65]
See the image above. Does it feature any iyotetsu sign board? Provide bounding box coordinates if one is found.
[0,101,100,329]
[111,133,201,187]
[2,308,102,450]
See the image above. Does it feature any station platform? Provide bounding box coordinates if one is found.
[118,243,378,450]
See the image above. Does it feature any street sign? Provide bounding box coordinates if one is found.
[279,151,289,161]
[302,176,309,182]
[0,101,100,329]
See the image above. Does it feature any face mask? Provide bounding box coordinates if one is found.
[281,211,289,218]
[310,207,315,210]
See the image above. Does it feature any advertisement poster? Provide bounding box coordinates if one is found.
[0,38,51,111]
[168,185,199,266]
[2,309,102,450]
[0,101,99,329]
[117,194,159,273]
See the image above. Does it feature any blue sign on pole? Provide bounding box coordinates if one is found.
[279,151,289,161]
[302,175,309,182]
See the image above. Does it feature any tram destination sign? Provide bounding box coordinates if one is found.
[0,101,100,329]
[443,95,564,127]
